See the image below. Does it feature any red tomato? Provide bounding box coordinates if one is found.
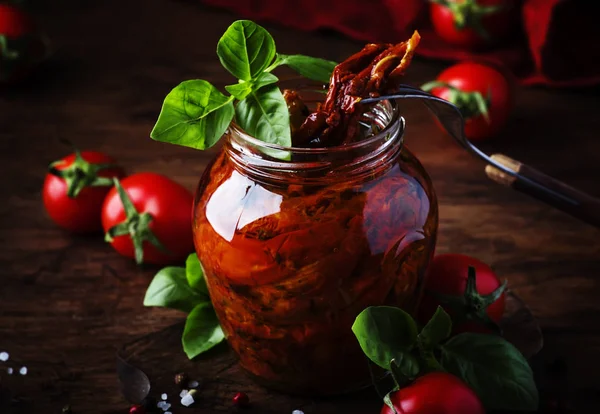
[0,3,47,84]
[381,372,485,414]
[430,0,517,49]
[43,151,125,234]
[101,173,194,265]
[423,61,512,141]
[417,253,507,334]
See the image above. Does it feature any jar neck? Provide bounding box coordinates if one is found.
[223,101,404,185]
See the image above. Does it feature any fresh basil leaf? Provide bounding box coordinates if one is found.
[182,302,225,359]
[351,306,418,370]
[269,53,337,84]
[391,354,420,380]
[225,82,253,101]
[418,306,452,350]
[143,267,206,313]
[185,253,209,297]
[441,333,539,411]
[225,72,279,101]
[150,80,234,150]
[235,83,292,155]
[217,20,276,81]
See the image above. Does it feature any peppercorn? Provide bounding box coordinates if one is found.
[174,372,189,388]
[232,392,250,407]
[129,404,145,414]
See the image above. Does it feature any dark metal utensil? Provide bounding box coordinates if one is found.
[362,86,600,228]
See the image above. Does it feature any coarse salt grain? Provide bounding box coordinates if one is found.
[19,366,27,375]
[292,410,305,414]
[161,393,168,400]
[179,390,189,398]
[187,380,199,389]
[7,367,13,375]
[165,412,172,414]
[157,401,167,410]
[0,352,8,361]
[181,392,195,407]
[162,403,171,411]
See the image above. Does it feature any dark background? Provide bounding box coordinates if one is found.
[1,0,599,412]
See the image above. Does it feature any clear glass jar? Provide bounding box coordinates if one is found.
[192,98,438,396]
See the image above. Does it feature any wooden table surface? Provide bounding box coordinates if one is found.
[1,1,599,413]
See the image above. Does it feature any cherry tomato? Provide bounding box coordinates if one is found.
[422,61,512,141]
[101,173,194,265]
[43,151,125,234]
[430,0,517,49]
[417,253,507,334]
[381,372,485,414]
[0,3,47,84]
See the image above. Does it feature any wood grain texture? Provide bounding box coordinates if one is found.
[1,0,600,412]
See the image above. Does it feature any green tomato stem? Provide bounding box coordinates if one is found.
[425,266,506,334]
[105,178,170,265]
[383,391,400,414]
[421,81,491,122]
[48,149,118,198]
[428,0,507,40]
[0,35,20,60]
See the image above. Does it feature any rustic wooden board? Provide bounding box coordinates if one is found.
[2,0,600,413]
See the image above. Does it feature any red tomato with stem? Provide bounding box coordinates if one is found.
[429,0,517,49]
[381,372,485,414]
[417,253,507,334]
[422,61,513,141]
[0,3,48,83]
[43,150,125,233]
[101,173,194,265]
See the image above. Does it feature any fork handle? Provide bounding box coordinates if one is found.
[485,154,600,228]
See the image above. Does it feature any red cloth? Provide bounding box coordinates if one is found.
[200,0,600,88]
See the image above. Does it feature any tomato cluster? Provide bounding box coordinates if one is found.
[380,253,507,413]
[43,149,194,265]
[422,0,518,142]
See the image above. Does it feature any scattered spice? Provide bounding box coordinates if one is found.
[232,392,250,407]
[174,372,189,388]
[181,389,197,407]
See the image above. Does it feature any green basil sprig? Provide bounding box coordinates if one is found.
[352,306,418,372]
[144,253,224,359]
[352,305,539,412]
[150,20,337,156]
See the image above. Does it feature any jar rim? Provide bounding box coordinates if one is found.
[228,99,404,156]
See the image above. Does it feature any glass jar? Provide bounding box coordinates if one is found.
[192,98,438,396]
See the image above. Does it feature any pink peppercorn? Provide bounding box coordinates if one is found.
[232,392,250,407]
[129,405,145,414]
